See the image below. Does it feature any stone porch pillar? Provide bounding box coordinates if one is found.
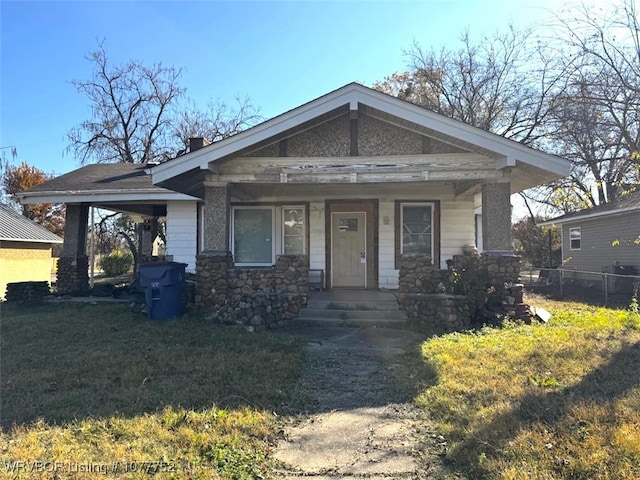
[481,182,521,288]
[139,218,158,262]
[202,184,230,253]
[196,183,232,308]
[57,204,89,294]
[481,182,512,254]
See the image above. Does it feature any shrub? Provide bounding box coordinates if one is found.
[98,250,133,276]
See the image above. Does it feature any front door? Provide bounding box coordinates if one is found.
[331,212,366,288]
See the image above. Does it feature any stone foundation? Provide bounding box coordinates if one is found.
[195,253,308,328]
[56,256,89,295]
[5,281,50,303]
[403,293,471,334]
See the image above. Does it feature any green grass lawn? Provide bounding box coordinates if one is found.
[415,295,640,479]
[3,297,640,479]
[0,302,307,479]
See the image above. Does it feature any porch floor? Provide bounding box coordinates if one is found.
[296,289,407,327]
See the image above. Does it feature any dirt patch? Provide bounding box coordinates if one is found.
[274,326,462,479]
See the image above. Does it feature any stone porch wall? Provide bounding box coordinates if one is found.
[403,293,471,334]
[398,253,522,331]
[195,254,309,328]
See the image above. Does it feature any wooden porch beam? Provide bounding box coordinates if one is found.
[210,168,503,184]
[220,153,494,174]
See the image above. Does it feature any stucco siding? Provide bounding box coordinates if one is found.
[166,201,198,273]
[359,114,422,156]
[0,241,53,300]
[287,114,350,157]
[562,211,640,273]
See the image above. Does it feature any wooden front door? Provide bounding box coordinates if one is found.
[331,212,366,288]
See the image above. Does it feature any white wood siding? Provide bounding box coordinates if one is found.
[166,201,198,272]
[378,201,398,288]
[309,201,325,272]
[562,212,640,273]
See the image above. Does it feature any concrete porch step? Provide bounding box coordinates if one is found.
[298,308,407,321]
[307,299,401,310]
[295,289,407,326]
[295,316,408,327]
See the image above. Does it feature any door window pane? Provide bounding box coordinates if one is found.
[402,205,432,256]
[338,218,358,232]
[233,208,273,264]
[283,207,305,254]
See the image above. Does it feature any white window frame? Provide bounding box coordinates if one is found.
[400,202,435,257]
[231,206,276,266]
[229,205,307,266]
[569,226,581,251]
[281,205,306,255]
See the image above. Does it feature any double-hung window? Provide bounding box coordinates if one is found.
[401,203,433,257]
[569,226,581,250]
[282,206,305,255]
[232,205,306,266]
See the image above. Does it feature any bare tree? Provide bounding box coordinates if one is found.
[375,28,565,148]
[173,97,262,153]
[67,41,185,164]
[529,0,640,209]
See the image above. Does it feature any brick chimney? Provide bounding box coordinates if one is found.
[189,137,212,152]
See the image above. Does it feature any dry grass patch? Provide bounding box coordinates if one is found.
[0,302,307,479]
[416,294,640,479]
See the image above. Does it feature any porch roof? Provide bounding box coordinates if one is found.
[18,163,199,212]
[152,83,571,197]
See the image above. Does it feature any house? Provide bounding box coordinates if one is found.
[0,203,63,299]
[539,190,640,286]
[21,83,571,313]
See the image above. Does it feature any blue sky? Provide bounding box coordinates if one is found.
[1,0,566,176]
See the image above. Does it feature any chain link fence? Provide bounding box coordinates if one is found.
[521,267,640,306]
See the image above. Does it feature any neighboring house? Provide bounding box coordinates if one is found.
[0,203,63,300]
[21,83,571,301]
[539,190,640,280]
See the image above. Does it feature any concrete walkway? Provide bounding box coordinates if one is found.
[274,326,461,480]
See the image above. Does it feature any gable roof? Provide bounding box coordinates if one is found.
[539,189,640,226]
[19,163,198,204]
[152,82,571,193]
[0,203,63,244]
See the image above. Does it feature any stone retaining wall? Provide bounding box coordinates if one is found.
[5,281,50,303]
[196,253,308,328]
[403,293,471,334]
[56,256,89,295]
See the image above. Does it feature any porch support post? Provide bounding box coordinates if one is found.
[202,184,230,253]
[139,218,158,263]
[196,183,232,310]
[481,182,512,254]
[57,204,89,295]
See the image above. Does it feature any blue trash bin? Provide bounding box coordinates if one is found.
[138,262,187,320]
